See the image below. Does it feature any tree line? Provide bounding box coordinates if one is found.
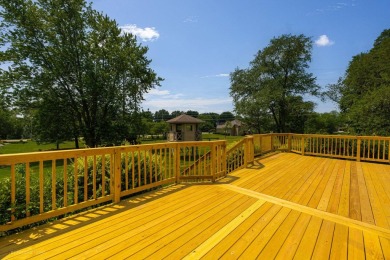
[230,30,389,136]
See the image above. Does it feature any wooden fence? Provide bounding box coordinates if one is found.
[1,133,390,231]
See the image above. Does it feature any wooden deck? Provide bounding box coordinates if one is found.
[1,153,390,259]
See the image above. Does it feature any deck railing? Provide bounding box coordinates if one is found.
[0,141,226,231]
[252,133,390,163]
[1,133,390,231]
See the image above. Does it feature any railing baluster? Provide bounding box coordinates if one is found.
[39,160,44,213]
[11,164,15,222]
[84,156,88,202]
[26,162,31,217]
[93,155,97,200]
[52,160,57,210]
[102,155,106,196]
[64,159,68,207]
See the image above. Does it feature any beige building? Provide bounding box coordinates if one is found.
[216,119,244,136]
[167,114,203,141]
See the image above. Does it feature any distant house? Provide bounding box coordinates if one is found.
[216,119,244,136]
[166,114,204,141]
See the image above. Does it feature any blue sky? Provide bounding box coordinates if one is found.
[93,0,390,114]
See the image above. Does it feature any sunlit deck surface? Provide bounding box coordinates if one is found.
[1,153,390,259]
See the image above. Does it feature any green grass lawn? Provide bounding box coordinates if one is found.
[0,140,79,155]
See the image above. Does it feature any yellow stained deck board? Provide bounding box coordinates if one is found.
[63,187,241,259]
[338,161,351,217]
[311,220,335,259]
[356,162,375,225]
[317,160,340,211]
[307,159,337,209]
[13,185,224,259]
[111,195,258,259]
[327,160,346,214]
[370,163,390,223]
[260,156,316,199]
[379,237,390,259]
[221,184,390,240]
[0,184,193,253]
[200,202,274,259]
[182,199,267,260]
[293,216,323,259]
[329,223,348,260]
[217,204,283,259]
[349,162,362,221]
[363,232,385,259]
[256,210,301,259]
[363,163,390,228]
[237,207,291,259]
[274,213,312,260]
[348,228,365,260]
[293,159,328,205]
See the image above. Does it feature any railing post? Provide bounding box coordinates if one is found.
[113,148,121,203]
[211,142,216,182]
[175,143,181,183]
[301,136,305,156]
[222,141,227,177]
[357,138,361,162]
[288,134,292,152]
[245,136,254,165]
[270,134,274,151]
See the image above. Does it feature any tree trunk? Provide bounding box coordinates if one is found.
[74,135,79,149]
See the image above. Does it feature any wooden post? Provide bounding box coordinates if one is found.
[357,138,361,162]
[287,134,292,152]
[175,143,181,183]
[301,136,305,156]
[211,142,216,182]
[113,148,121,203]
[270,134,274,151]
[246,136,254,164]
[222,141,227,178]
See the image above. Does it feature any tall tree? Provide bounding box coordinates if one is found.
[154,109,170,122]
[0,0,161,147]
[230,34,318,133]
[326,29,390,135]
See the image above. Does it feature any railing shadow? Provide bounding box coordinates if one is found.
[0,184,190,257]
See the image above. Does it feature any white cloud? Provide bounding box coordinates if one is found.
[201,73,230,78]
[144,89,184,99]
[183,16,198,23]
[146,89,170,96]
[315,35,335,47]
[143,97,232,113]
[119,24,160,42]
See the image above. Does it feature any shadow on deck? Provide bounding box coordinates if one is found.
[1,153,390,259]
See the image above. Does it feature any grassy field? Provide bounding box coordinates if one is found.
[0,141,79,155]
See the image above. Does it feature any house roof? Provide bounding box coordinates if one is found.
[216,119,243,129]
[166,114,204,124]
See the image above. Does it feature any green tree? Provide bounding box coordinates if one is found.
[154,109,170,122]
[198,114,215,132]
[230,34,318,133]
[186,110,199,118]
[170,110,184,119]
[219,111,235,123]
[0,0,161,147]
[326,29,390,135]
[304,111,341,134]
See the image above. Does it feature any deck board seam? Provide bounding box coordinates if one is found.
[220,184,390,240]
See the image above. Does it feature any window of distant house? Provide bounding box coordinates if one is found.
[186,125,193,131]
